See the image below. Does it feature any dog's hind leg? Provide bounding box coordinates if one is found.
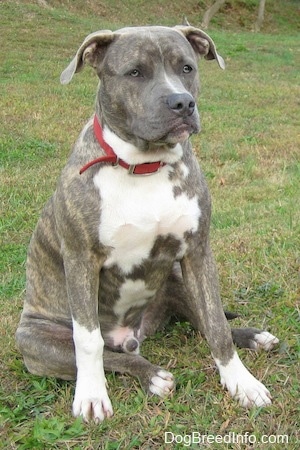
[231,327,279,351]
[143,264,278,352]
[139,263,209,340]
[16,319,76,380]
[103,350,175,397]
[16,318,175,398]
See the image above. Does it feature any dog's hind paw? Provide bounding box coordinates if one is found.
[149,369,175,397]
[232,328,279,351]
[252,331,279,351]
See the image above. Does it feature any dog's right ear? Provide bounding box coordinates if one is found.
[60,30,116,85]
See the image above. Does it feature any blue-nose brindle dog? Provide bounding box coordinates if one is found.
[16,25,278,422]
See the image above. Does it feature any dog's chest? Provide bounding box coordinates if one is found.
[93,164,201,274]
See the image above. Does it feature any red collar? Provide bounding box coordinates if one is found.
[79,116,166,175]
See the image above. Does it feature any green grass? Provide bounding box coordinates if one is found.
[1,1,299,448]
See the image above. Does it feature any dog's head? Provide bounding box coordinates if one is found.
[61,26,225,150]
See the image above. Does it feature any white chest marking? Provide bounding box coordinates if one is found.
[94,164,200,274]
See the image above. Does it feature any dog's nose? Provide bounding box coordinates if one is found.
[167,93,195,116]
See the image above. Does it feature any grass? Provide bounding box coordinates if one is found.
[0,0,299,448]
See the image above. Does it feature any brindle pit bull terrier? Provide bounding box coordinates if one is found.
[16,25,279,422]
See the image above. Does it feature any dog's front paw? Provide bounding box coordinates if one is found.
[225,373,272,408]
[252,331,279,351]
[217,352,272,408]
[149,369,175,397]
[73,380,113,422]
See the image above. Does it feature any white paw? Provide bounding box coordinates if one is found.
[149,370,175,397]
[73,380,113,422]
[225,373,272,408]
[253,331,279,351]
[216,352,272,408]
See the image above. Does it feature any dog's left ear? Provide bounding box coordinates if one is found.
[175,26,225,70]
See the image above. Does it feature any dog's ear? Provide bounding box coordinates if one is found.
[60,30,116,84]
[175,26,225,70]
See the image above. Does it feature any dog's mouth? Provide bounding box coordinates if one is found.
[157,117,200,146]
[125,114,200,151]
[165,123,195,144]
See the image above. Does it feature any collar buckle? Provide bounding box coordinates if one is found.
[128,161,165,176]
[112,156,120,168]
[128,164,136,175]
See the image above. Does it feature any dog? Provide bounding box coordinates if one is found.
[16,24,279,422]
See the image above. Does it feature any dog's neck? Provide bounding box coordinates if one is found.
[80,115,186,175]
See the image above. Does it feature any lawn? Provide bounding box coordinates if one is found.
[0,1,299,449]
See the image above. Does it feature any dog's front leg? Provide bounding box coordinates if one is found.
[63,249,113,422]
[181,244,272,408]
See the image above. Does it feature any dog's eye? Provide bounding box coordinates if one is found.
[183,65,193,74]
[129,69,141,77]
